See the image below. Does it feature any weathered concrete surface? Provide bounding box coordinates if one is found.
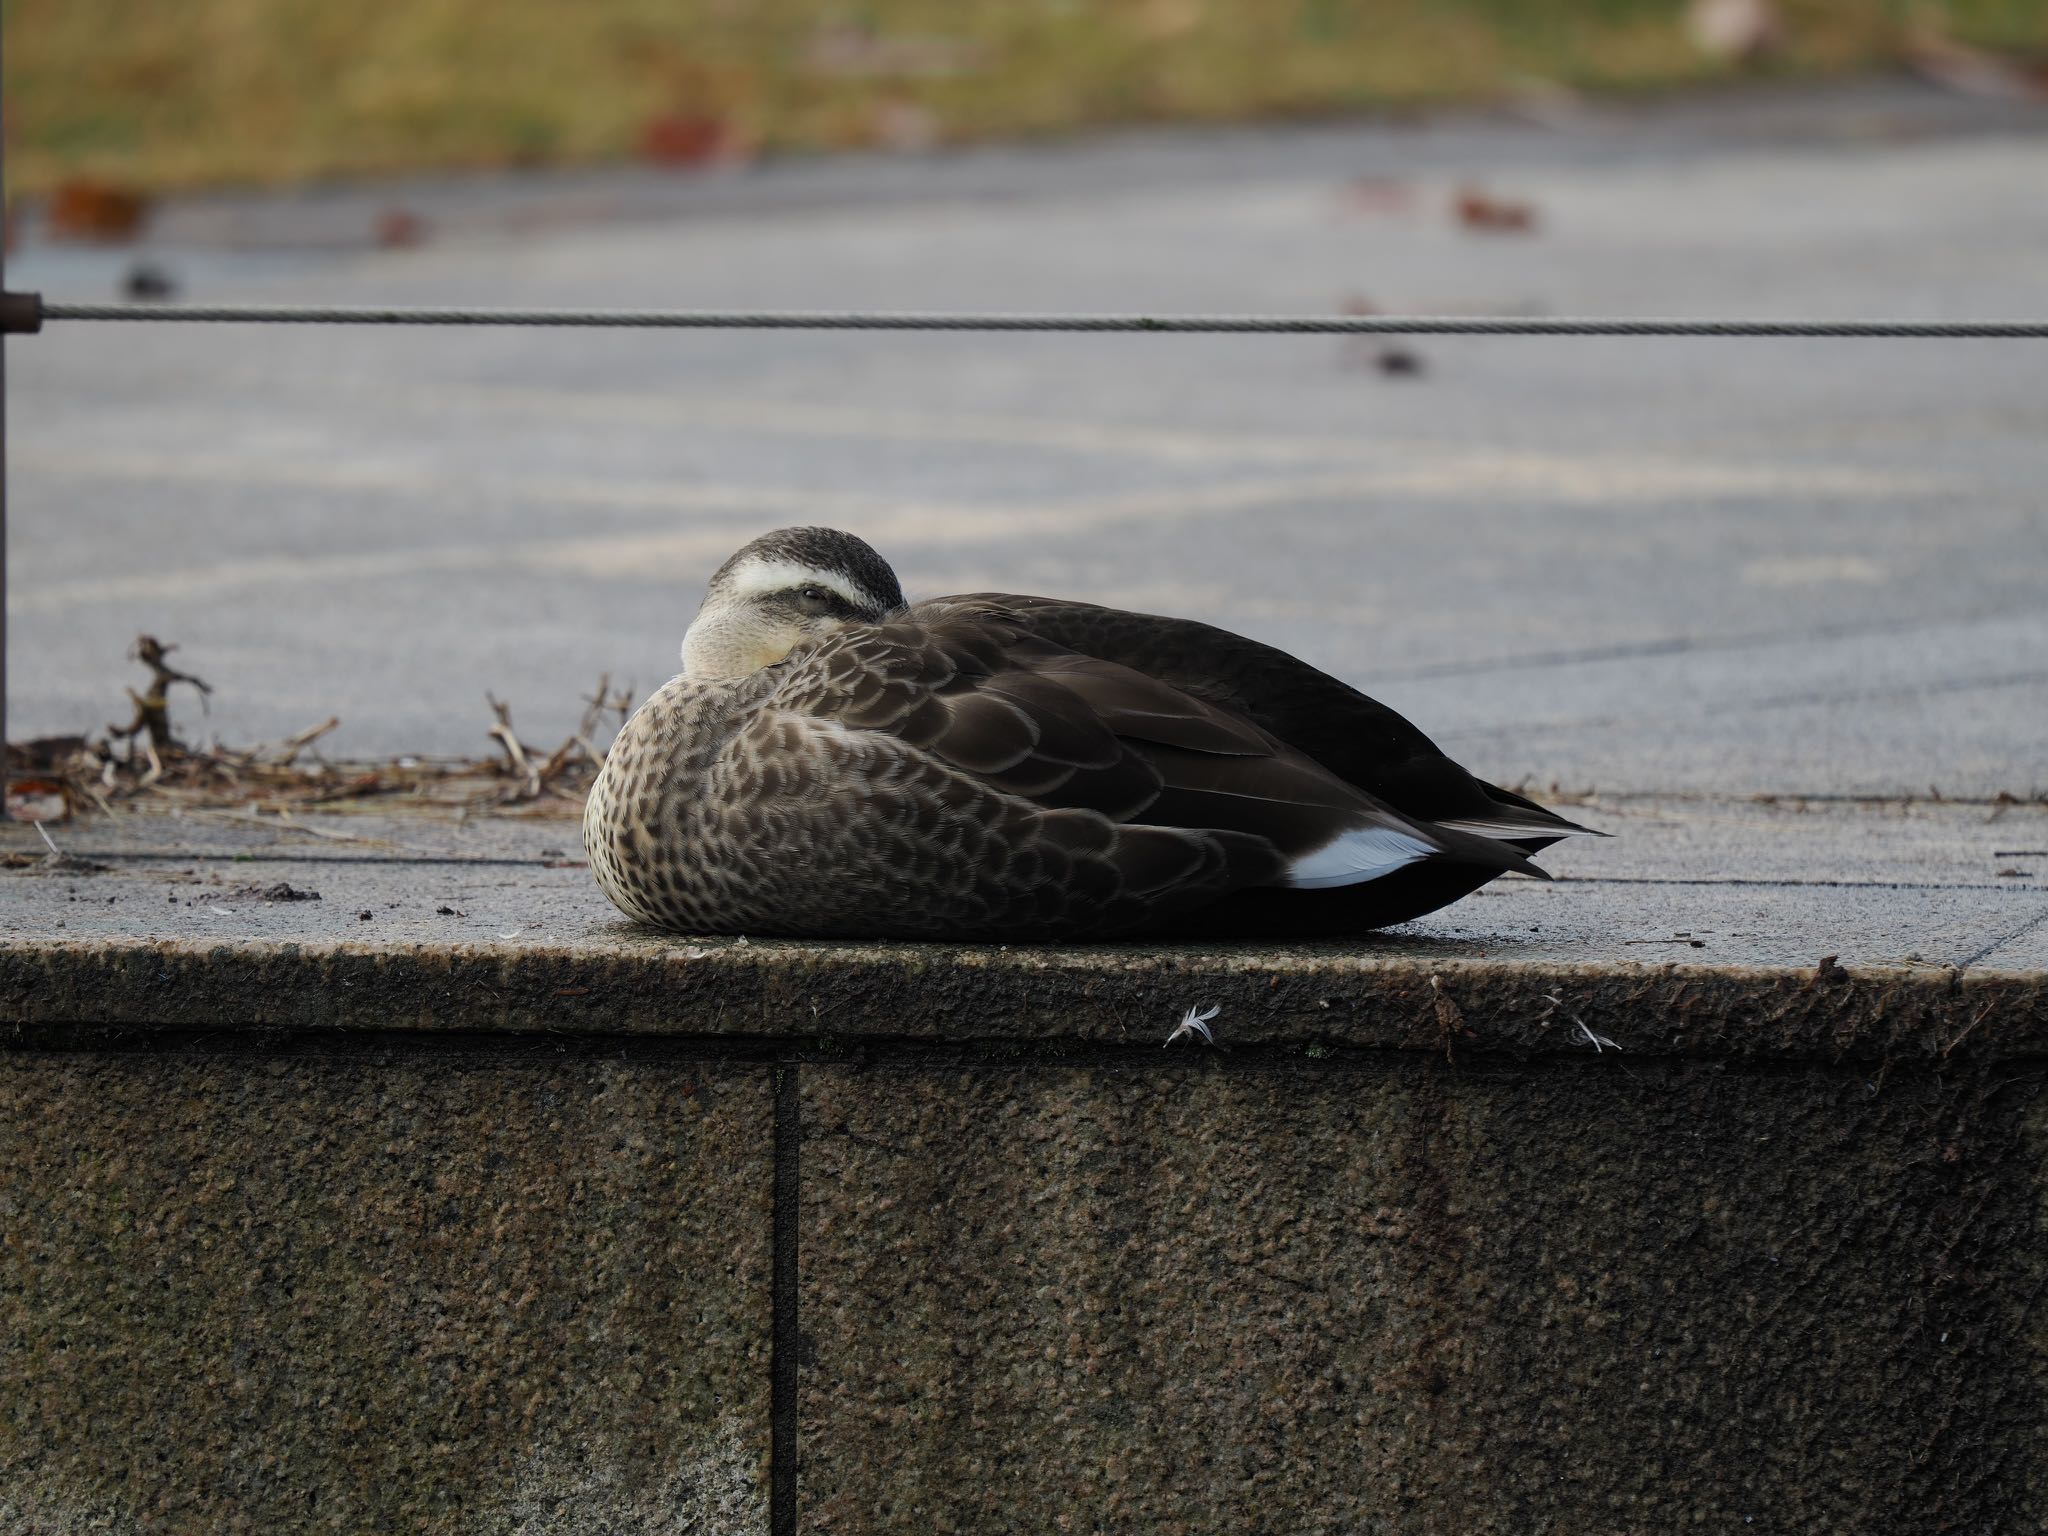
[4,799,2044,1056]
[4,798,2048,1531]
[800,1060,2046,1533]
[12,928,2044,1064]
[3,802,2045,1532]
[0,1054,771,1534]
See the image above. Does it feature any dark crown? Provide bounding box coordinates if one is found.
[711,526,906,616]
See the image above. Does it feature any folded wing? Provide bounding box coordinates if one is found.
[938,593,1600,851]
[766,604,1541,936]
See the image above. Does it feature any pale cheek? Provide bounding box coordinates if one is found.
[682,613,802,679]
[746,635,799,672]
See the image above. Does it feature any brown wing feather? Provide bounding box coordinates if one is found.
[932,593,1597,847]
[779,607,1534,896]
[960,621,1508,873]
[755,614,1282,937]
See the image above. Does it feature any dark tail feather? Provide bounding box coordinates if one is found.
[1432,824,1554,882]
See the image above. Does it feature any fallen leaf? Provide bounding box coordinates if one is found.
[640,112,749,168]
[1454,186,1537,234]
[373,207,428,248]
[48,178,151,242]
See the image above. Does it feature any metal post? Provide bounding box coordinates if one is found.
[2,20,11,818]
[0,29,33,820]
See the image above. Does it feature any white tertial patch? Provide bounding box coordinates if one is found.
[1435,814,1594,840]
[1286,825,1437,889]
[724,555,871,611]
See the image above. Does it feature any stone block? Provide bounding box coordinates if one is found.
[1,1053,771,1535]
[798,1058,2044,1532]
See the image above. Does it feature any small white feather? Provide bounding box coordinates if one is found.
[1436,815,1595,840]
[1286,825,1436,889]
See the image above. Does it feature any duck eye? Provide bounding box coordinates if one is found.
[792,584,849,617]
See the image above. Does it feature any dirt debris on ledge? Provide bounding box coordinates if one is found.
[6,635,633,824]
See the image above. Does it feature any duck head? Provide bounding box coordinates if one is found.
[682,526,907,679]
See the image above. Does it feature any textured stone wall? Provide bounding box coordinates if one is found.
[2,1052,772,1534]
[799,1057,2047,1531]
[5,1016,2046,1532]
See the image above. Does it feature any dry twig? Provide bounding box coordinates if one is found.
[8,639,631,824]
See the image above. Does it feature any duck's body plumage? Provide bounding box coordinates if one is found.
[585,529,1595,941]
[948,593,1580,848]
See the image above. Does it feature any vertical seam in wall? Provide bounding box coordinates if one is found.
[771,1059,801,1535]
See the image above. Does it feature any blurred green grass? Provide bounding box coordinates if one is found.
[5,0,2045,195]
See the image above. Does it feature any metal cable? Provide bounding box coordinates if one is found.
[36,302,2048,337]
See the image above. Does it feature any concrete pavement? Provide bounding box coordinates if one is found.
[6,80,2047,801]
[7,778,2047,1533]
[5,793,2043,975]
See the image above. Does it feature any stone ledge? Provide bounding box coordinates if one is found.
[5,796,2045,1064]
[4,935,2046,1064]
[7,803,2048,1533]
